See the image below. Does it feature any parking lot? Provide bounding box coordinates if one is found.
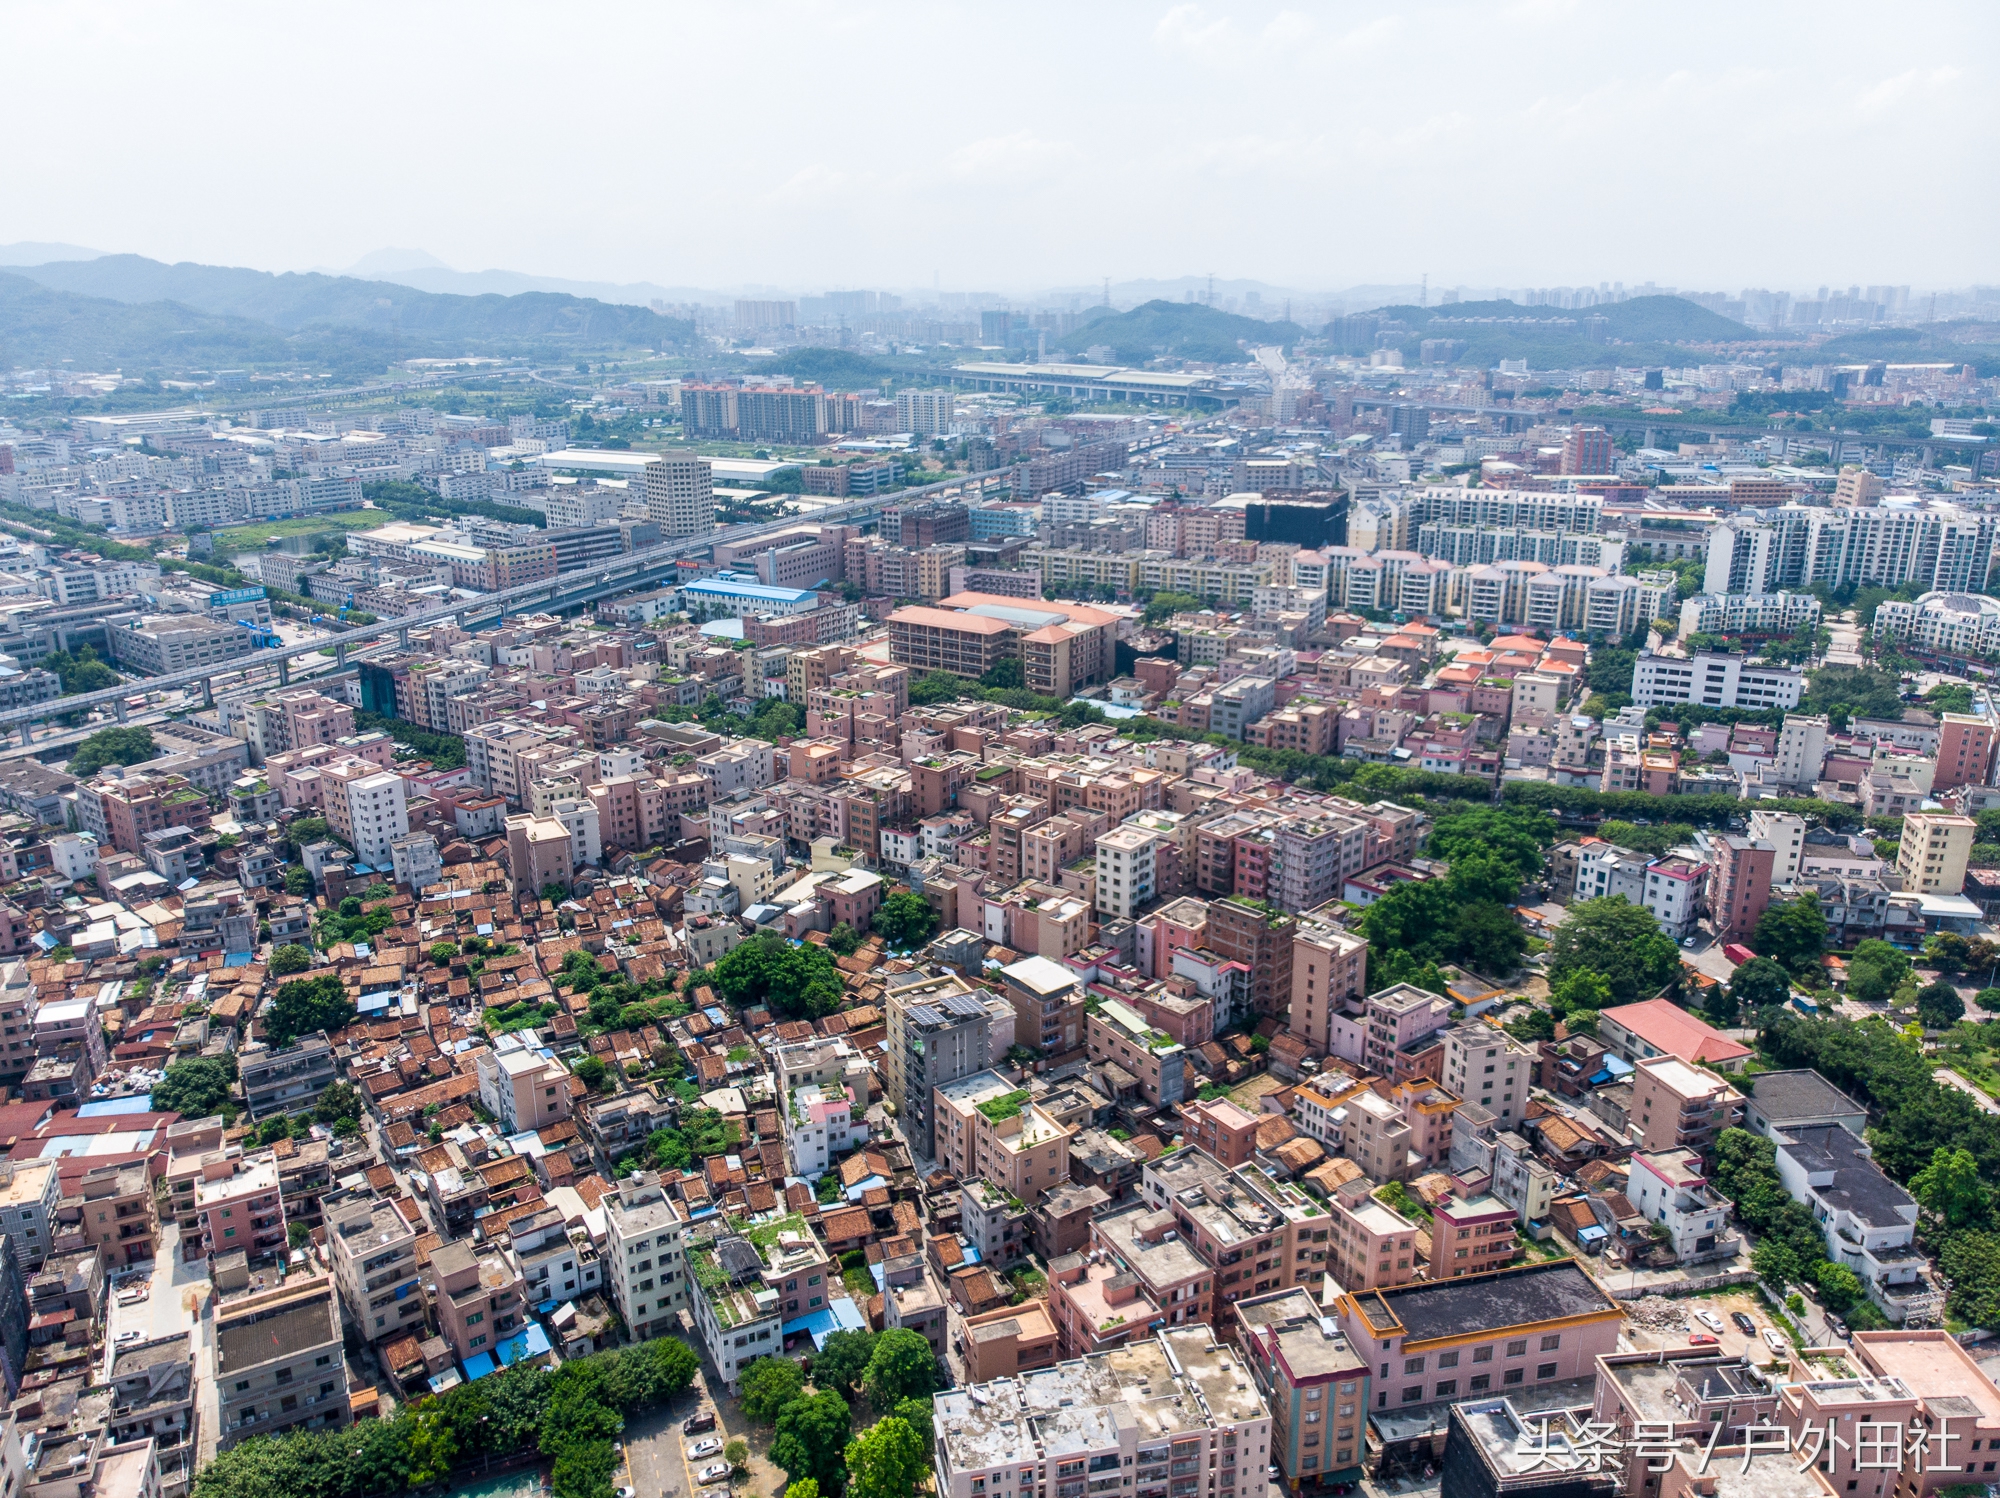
[1623,1288,1793,1363]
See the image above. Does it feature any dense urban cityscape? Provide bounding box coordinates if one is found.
[1,12,1999,1498]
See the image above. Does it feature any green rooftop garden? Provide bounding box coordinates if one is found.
[976,1088,1032,1123]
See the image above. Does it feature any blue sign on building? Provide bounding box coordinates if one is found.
[210,586,267,606]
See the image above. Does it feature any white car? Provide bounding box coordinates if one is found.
[1693,1309,1725,1334]
[1762,1328,1787,1354]
[687,1439,724,1461]
[696,1463,733,1485]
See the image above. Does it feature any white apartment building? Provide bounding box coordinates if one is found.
[1771,714,1829,787]
[1095,825,1158,921]
[1874,591,2000,656]
[644,453,715,538]
[548,795,603,869]
[0,1159,61,1269]
[342,771,408,868]
[507,1202,600,1306]
[1627,1149,1737,1264]
[601,1173,688,1342]
[1747,809,1807,885]
[1678,591,1821,638]
[1443,1025,1533,1125]
[1630,651,1804,711]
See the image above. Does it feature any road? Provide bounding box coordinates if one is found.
[1935,1067,2000,1117]
[1824,610,1865,667]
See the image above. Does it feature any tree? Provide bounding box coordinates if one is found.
[892,1397,934,1459]
[1810,1259,1867,1316]
[1548,969,1612,1020]
[810,1328,876,1396]
[1917,981,1965,1030]
[844,1416,927,1498]
[1729,956,1791,1016]
[979,656,1024,690]
[724,1439,749,1471]
[1847,940,1912,1005]
[43,645,120,697]
[1143,590,1204,624]
[784,1484,820,1498]
[1939,1230,2000,1330]
[1802,665,1905,724]
[738,1356,806,1422]
[1548,898,1681,1004]
[862,1328,940,1408]
[769,1388,851,1491]
[909,671,966,706]
[1702,979,1737,1028]
[429,941,458,965]
[872,891,939,949]
[1506,1008,1556,1043]
[540,881,569,903]
[268,944,312,977]
[151,1056,235,1117]
[68,726,157,777]
[1751,1236,1805,1287]
[1910,1147,1988,1229]
[1753,894,1830,974]
[1449,900,1527,974]
[265,975,355,1047]
[710,932,845,1020]
[314,1081,361,1127]
[826,923,862,958]
[1978,988,2000,1013]
[283,866,312,896]
[572,1056,608,1091]
[1425,806,1553,882]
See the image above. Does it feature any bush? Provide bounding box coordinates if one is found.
[268,944,312,977]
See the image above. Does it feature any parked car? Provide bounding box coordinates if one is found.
[1731,1312,1756,1336]
[1689,1334,1718,1346]
[683,1412,717,1435]
[688,1440,724,1461]
[1694,1309,1726,1333]
[697,1465,733,1485]
[1762,1329,1788,1354]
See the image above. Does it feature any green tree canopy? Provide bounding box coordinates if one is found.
[738,1356,806,1422]
[68,725,157,777]
[978,657,1024,691]
[1548,968,1612,1020]
[769,1388,852,1492]
[1802,665,1906,726]
[1910,1147,1988,1229]
[1916,981,1965,1030]
[268,944,312,977]
[809,1329,876,1396]
[862,1328,941,1408]
[1729,956,1792,1016]
[1846,939,1912,1005]
[151,1056,235,1117]
[1425,806,1553,881]
[1142,590,1205,624]
[845,1416,929,1498]
[1753,893,1830,974]
[265,975,355,1047]
[826,923,862,958]
[872,891,940,949]
[314,1081,361,1126]
[1548,897,1680,1004]
[710,933,845,1020]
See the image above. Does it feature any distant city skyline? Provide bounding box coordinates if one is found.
[2,1,1992,292]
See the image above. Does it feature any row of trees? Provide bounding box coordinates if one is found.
[193,1321,698,1498]
[1362,806,1552,986]
[1709,1128,1882,1326]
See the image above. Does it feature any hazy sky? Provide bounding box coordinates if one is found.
[5,1,1995,296]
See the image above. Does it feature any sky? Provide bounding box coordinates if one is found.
[3,0,1995,298]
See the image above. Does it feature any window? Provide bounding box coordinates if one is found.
[1437,1351,1458,1368]
[1540,1334,1561,1351]
[1537,1363,1558,1379]
[1506,1339,1527,1357]
[1504,1369,1524,1386]
[1435,1381,1457,1398]
[1472,1345,1493,1363]
[1403,1357,1424,1374]
[1401,1387,1422,1403]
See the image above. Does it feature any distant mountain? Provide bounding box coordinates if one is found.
[0,241,107,267]
[1049,300,1305,365]
[341,247,455,277]
[0,272,295,370]
[746,348,897,390]
[1371,295,1758,343]
[11,256,692,348]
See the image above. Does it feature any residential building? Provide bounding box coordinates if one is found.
[934,1330,1275,1498]
[1626,1149,1737,1264]
[430,1239,531,1370]
[1897,811,1976,897]
[934,1069,1073,1206]
[998,953,1087,1057]
[236,1035,336,1120]
[213,1273,350,1448]
[1597,998,1753,1072]
[1183,1098,1263,1168]
[1631,1055,1745,1154]
[883,972,991,1161]
[194,1158,286,1264]
[475,1034,573,1134]
[1333,1259,1623,1412]
[325,1198,428,1343]
[1085,997,1186,1108]
[1046,1252,1163,1359]
[602,1173,688,1344]
[1429,1195,1518,1279]
[1324,1179,1421,1293]
[1442,1025,1533,1127]
[1934,714,1996,793]
[1708,834,1776,943]
[1741,1069,1867,1141]
[0,1161,59,1270]
[1630,652,1804,711]
[960,1300,1060,1383]
[59,1164,155,1267]
[686,1221,825,1391]
[1235,1286,1370,1486]
[1771,1124,1934,1322]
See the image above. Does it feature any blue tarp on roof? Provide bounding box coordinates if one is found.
[76,1097,158,1117]
[224,952,253,968]
[780,1297,868,1348]
[1577,1224,1608,1243]
[844,1174,887,1201]
[463,1322,552,1380]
